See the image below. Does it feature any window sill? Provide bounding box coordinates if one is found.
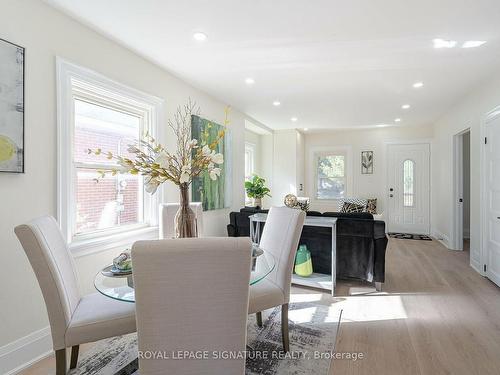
[69,226,159,258]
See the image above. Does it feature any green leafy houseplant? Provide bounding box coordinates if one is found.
[245,175,271,207]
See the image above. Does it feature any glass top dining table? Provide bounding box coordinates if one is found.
[94,247,275,303]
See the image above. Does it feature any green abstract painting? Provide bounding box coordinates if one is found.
[191,115,231,210]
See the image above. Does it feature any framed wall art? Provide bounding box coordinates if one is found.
[191,115,232,210]
[0,38,25,173]
[361,151,373,174]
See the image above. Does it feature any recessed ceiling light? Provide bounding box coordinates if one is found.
[303,128,309,131]
[395,118,402,122]
[413,82,424,88]
[462,40,487,48]
[245,78,255,85]
[273,101,281,106]
[192,32,207,41]
[291,117,298,122]
[376,124,390,128]
[402,104,411,109]
[433,38,457,49]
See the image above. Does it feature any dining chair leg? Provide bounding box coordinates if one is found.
[281,303,290,352]
[70,345,79,369]
[55,348,67,375]
[256,312,263,327]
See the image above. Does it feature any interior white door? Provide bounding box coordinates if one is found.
[387,143,430,234]
[484,116,500,287]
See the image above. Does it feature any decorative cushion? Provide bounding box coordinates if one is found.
[337,198,368,212]
[366,198,377,214]
[341,202,365,213]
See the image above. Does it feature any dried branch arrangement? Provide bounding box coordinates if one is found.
[88,99,229,194]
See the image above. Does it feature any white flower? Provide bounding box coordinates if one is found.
[155,151,170,169]
[127,145,140,154]
[209,167,221,181]
[202,145,212,156]
[181,163,191,173]
[211,153,224,164]
[188,139,198,148]
[117,159,133,172]
[180,172,190,183]
[180,164,191,184]
[202,145,223,164]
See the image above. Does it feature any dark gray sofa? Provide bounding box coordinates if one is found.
[227,207,388,284]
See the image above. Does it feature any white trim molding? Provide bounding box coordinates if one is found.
[479,105,500,278]
[431,230,451,249]
[56,58,164,255]
[450,128,471,251]
[0,327,52,375]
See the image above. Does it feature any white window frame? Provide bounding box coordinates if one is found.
[244,142,256,204]
[245,142,256,179]
[57,59,164,255]
[309,146,353,203]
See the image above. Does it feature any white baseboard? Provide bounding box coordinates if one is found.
[0,327,53,375]
[470,258,483,275]
[431,230,451,249]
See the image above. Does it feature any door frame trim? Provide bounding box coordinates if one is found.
[385,141,432,234]
[451,128,470,251]
[480,105,500,278]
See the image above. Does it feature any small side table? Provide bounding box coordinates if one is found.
[249,213,337,296]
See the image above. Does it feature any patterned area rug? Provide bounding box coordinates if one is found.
[69,301,341,375]
[388,233,433,241]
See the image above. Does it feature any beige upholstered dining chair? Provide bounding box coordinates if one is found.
[14,216,136,375]
[132,237,252,375]
[159,202,204,239]
[248,206,305,352]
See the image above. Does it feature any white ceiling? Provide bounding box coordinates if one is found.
[45,0,500,130]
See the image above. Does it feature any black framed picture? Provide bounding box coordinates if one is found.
[0,38,25,173]
[361,151,373,174]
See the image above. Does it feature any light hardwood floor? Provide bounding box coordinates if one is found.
[329,237,500,375]
[19,238,500,375]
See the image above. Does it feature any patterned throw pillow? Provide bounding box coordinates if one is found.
[337,198,368,212]
[366,198,377,214]
[341,202,365,213]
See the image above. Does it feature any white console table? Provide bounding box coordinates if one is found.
[249,213,337,296]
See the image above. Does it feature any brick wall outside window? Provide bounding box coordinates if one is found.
[74,128,141,234]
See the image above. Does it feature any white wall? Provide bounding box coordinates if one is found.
[271,129,305,206]
[432,70,500,269]
[303,126,434,213]
[0,0,267,371]
[296,131,305,196]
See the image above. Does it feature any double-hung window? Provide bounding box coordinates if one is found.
[57,59,163,251]
[315,151,348,200]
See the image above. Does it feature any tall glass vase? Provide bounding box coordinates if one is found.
[174,183,198,238]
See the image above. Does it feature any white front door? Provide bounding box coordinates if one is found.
[484,115,500,287]
[387,143,430,234]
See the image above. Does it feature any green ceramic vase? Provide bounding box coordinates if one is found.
[295,244,313,277]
